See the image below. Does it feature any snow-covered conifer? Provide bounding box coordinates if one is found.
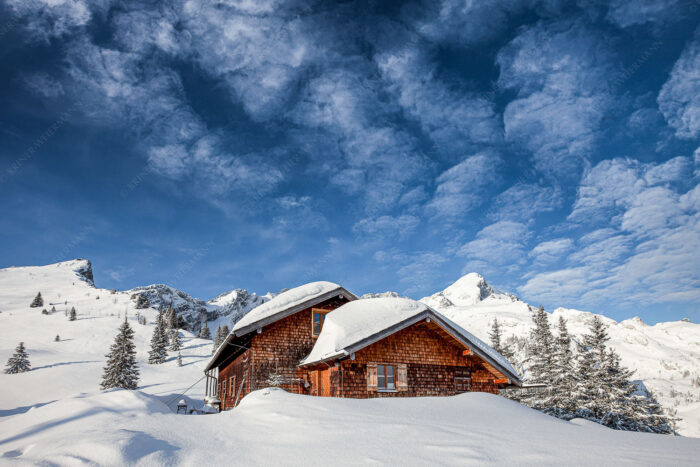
[166,309,182,351]
[177,352,182,367]
[527,306,554,386]
[30,292,43,308]
[51,306,56,313]
[134,294,149,309]
[69,307,77,321]
[199,322,211,340]
[100,318,140,390]
[55,334,60,342]
[169,328,182,352]
[148,310,168,364]
[549,316,576,415]
[213,325,223,354]
[490,318,514,361]
[41,309,48,315]
[4,342,31,373]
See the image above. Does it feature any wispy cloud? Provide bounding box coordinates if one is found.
[658,26,700,139]
[426,152,501,219]
[497,20,615,178]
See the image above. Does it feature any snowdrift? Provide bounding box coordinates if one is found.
[1,389,699,465]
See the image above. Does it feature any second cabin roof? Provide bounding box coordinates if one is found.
[300,297,522,385]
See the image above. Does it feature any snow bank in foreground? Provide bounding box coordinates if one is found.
[1,389,698,466]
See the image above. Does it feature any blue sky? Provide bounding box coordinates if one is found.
[0,0,698,324]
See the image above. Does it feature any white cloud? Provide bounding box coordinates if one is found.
[375,45,502,156]
[410,0,528,45]
[487,183,562,222]
[530,238,574,263]
[292,70,430,214]
[604,0,684,28]
[658,27,700,139]
[522,154,700,308]
[353,215,420,240]
[497,20,614,177]
[459,221,531,273]
[568,158,646,223]
[5,0,106,42]
[427,152,501,219]
[63,39,284,199]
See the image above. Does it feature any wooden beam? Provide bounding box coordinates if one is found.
[462,348,471,356]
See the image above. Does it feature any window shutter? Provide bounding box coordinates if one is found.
[367,363,378,391]
[397,364,408,391]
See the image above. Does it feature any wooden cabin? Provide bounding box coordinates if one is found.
[204,283,521,409]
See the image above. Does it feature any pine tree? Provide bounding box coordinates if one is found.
[169,328,182,352]
[573,315,609,418]
[166,308,182,351]
[135,294,149,309]
[30,292,43,308]
[165,308,176,330]
[100,318,140,390]
[213,325,223,354]
[55,334,60,342]
[177,352,183,367]
[148,310,168,364]
[41,309,48,315]
[549,316,576,416]
[51,306,56,313]
[489,318,514,360]
[4,342,31,373]
[199,322,211,339]
[69,307,77,321]
[527,306,554,386]
[641,390,674,434]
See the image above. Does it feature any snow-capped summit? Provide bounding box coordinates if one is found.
[421,272,519,309]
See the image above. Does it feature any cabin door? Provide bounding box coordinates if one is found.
[317,369,331,397]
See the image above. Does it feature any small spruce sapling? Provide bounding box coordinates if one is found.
[4,342,31,374]
[69,307,77,321]
[41,309,48,315]
[177,352,183,367]
[55,334,60,342]
[30,292,43,308]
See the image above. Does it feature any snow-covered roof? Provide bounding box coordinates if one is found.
[300,297,521,384]
[232,281,352,335]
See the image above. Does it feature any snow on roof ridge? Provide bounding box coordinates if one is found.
[301,296,519,381]
[232,281,344,333]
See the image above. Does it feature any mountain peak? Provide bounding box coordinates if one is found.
[421,273,518,308]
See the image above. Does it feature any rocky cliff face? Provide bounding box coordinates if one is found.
[127,285,268,332]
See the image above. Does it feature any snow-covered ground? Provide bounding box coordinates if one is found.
[0,261,214,420]
[421,273,700,438]
[1,260,700,465]
[1,388,699,465]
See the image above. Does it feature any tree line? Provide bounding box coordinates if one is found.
[490,307,675,434]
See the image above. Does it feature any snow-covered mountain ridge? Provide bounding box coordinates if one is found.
[419,273,700,437]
